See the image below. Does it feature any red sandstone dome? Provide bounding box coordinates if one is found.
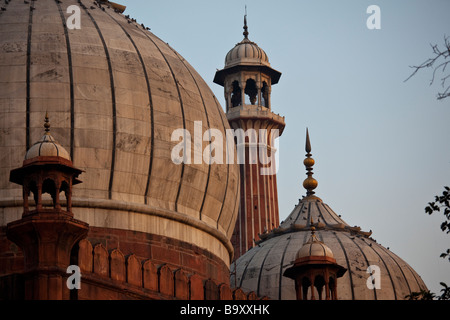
[0,0,240,298]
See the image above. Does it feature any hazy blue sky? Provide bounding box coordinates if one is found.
[123,0,449,295]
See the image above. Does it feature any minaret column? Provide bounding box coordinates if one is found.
[240,80,246,107]
[214,13,284,260]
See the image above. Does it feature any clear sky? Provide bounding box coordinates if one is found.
[122,0,449,296]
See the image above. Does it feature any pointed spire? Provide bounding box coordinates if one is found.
[303,128,318,197]
[243,6,249,39]
[305,128,311,153]
[44,111,50,133]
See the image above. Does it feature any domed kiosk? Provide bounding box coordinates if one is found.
[0,0,239,299]
[231,130,428,300]
[283,219,347,300]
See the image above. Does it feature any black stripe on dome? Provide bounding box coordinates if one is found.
[210,94,232,233]
[80,2,117,200]
[316,201,339,225]
[344,233,377,300]
[25,1,35,151]
[169,50,212,221]
[377,244,413,295]
[403,260,427,292]
[255,45,263,64]
[332,231,355,299]
[256,239,276,297]
[315,201,328,225]
[56,1,75,160]
[104,10,155,205]
[278,233,294,300]
[38,141,42,156]
[293,201,306,224]
[139,33,186,212]
[302,228,310,244]
[306,202,312,227]
[237,242,262,288]
[364,239,398,299]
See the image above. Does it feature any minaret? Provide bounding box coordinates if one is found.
[214,14,285,260]
[6,114,88,300]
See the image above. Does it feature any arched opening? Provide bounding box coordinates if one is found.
[42,178,57,209]
[301,276,311,300]
[60,180,70,211]
[26,180,38,212]
[244,79,257,105]
[329,276,336,300]
[231,81,241,107]
[314,275,326,300]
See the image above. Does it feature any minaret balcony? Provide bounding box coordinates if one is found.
[226,104,285,130]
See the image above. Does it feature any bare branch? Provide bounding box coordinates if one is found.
[405,35,450,100]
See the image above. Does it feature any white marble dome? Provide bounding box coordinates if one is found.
[25,131,71,161]
[225,38,270,69]
[0,0,239,266]
[295,229,334,260]
[231,196,428,300]
[24,115,71,161]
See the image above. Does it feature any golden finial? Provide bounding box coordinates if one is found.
[303,128,318,197]
[44,111,50,133]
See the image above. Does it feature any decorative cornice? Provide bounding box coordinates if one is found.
[257,221,372,244]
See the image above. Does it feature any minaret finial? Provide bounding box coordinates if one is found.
[305,128,311,153]
[243,6,249,39]
[44,111,50,133]
[303,128,318,197]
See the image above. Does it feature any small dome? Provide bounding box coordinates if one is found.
[25,132,71,161]
[214,15,281,86]
[225,38,270,68]
[295,230,334,260]
[25,115,71,161]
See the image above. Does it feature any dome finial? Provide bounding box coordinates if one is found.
[303,128,318,197]
[310,217,316,235]
[44,111,50,133]
[305,127,311,153]
[243,6,249,39]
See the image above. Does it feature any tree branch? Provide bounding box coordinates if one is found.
[405,35,450,100]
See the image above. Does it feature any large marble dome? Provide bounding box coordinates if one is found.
[0,0,239,268]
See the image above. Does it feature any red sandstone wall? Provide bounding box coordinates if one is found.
[85,227,230,284]
[75,238,264,300]
[0,226,266,300]
[0,227,24,277]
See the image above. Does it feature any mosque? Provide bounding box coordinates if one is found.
[0,0,427,300]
